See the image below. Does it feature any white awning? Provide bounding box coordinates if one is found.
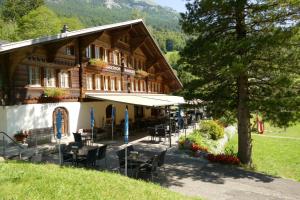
[85,93,185,107]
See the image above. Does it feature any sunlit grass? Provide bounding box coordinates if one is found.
[226,123,300,181]
[0,161,200,200]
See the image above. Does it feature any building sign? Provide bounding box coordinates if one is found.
[123,67,135,76]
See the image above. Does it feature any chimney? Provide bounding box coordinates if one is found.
[61,24,69,33]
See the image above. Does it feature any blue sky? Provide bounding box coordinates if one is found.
[155,0,187,12]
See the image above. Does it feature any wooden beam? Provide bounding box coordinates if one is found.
[110,27,132,48]
[145,58,162,69]
[44,39,74,62]
[78,31,104,51]
[8,47,36,80]
[130,36,148,53]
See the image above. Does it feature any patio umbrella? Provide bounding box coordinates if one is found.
[56,110,62,165]
[111,106,115,140]
[90,108,95,143]
[124,107,129,176]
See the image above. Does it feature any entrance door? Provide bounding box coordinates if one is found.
[53,107,69,137]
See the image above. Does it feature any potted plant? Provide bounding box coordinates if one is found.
[39,88,69,103]
[89,58,108,68]
[14,130,28,143]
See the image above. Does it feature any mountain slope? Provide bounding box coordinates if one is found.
[46,0,180,31]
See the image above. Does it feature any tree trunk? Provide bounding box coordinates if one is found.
[235,0,252,165]
[237,73,252,165]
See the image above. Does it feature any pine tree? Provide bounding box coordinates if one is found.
[180,0,300,164]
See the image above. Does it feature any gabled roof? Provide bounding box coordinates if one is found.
[0,19,183,90]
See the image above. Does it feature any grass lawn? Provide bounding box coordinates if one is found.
[226,123,300,181]
[0,161,199,200]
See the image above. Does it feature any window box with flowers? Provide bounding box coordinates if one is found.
[39,88,70,103]
[89,58,108,68]
[136,69,148,77]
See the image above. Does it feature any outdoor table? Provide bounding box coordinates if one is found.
[71,145,101,166]
[81,132,92,145]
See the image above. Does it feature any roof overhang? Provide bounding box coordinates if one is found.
[85,93,185,107]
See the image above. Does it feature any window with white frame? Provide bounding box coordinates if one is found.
[158,83,161,93]
[148,81,151,92]
[65,46,75,56]
[131,81,135,92]
[95,46,100,59]
[28,66,41,86]
[44,68,56,87]
[117,79,121,91]
[59,71,69,88]
[111,77,115,91]
[86,74,93,90]
[135,80,139,92]
[140,80,143,92]
[95,75,101,90]
[86,45,91,58]
[104,76,109,91]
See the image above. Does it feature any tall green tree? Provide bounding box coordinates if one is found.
[1,0,44,22]
[18,6,61,39]
[180,0,300,164]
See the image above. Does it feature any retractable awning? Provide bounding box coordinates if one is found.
[85,93,185,107]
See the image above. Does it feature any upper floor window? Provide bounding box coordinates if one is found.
[95,75,101,90]
[44,68,56,87]
[95,46,100,59]
[86,45,91,58]
[28,66,41,86]
[135,80,139,92]
[104,76,109,91]
[158,83,161,93]
[59,71,69,88]
[131,81,134,92]
[65,45,75,56]
[86,74,93,90]
[117,79,121,91]
[140,80,144,92]
[111,77,115,91]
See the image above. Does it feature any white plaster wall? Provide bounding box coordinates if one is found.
[4,101,135,137]
[0,106,7,133]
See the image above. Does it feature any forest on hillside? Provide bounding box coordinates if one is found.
[0,0,187,52]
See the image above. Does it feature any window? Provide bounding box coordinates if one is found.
[95,46,100,59]
[131,81,134,92]
[95,75,101,90]
[140,80,143,92]
[117,79,121,91]
[148,81,151,92]
[29,66,41,86]
[86,45,91,58]
[59,71,69,88]
[65,46,75,56]
[44,68,56,87]
[158,83,161,93]
[111,77,115,91]
[144,81,147,92]
[86,74,93,90]
[104,76,109,91]
[135,80,139,92]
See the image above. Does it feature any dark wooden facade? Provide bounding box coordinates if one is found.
[0,21,182,106]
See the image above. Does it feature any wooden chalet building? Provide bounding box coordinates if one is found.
[0,19,184,139]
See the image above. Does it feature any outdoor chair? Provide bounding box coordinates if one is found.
[156,128,167,142]
[116,146,139,177]
[137,155,159,181]
[76,148,98,168]
[147,127,157,141]
[96,145,108,169]
[60,144,73,165]
[72,133,84,148]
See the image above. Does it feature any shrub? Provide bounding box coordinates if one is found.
[199,120,224,140]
